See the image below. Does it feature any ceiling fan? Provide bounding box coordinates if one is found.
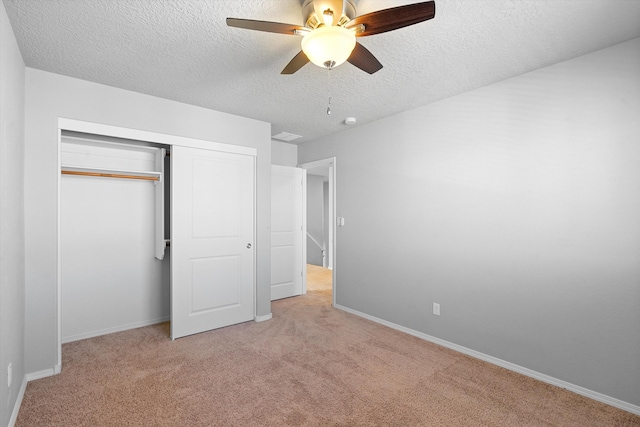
[227,0,436,75]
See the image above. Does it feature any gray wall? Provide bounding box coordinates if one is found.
[24,68,272,375]
[298,38,640,407]
[0,3,25,424]
[271,140,297,167]
[306,174,324,266]
[323,181,329,267]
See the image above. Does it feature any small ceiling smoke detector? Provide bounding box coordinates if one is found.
[272,131,303,142]
[344,117,356,125]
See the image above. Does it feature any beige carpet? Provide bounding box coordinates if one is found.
[305,263,332,294]
[16,265,639,426]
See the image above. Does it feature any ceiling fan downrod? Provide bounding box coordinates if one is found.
[326,67,333,115]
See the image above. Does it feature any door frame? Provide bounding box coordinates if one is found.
[298,157,336,307]
[56,118,257,371]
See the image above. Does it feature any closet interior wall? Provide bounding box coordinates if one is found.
[60,131,170,343]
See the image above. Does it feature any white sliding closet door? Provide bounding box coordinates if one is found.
[270,165,305,300]
[171,146,255,339]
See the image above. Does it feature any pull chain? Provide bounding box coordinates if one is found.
[326,67,332,115]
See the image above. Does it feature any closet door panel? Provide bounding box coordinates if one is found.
[171,146,255,339]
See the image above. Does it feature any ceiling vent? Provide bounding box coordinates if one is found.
[272,132,303,142]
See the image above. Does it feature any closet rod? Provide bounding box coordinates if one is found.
[61,170,160,181]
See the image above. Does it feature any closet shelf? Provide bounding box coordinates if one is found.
[61,165,162,182]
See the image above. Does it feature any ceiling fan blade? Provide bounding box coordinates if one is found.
[281,51,310,74]
[346,1,435,37]
[347,42,383,74]
[226,18,305,35]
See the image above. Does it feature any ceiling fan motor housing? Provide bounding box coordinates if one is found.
[302,0,357,28]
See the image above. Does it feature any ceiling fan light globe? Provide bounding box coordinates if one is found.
[301,26,356,69]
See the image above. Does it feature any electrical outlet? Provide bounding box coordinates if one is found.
[433,303,440,316]
[7,363,12,388]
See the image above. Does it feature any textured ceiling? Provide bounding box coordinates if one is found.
[4,0,640,144]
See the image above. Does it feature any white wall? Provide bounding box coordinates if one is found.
[298,38,640,408]
[24,69,272,375]
[0,3,25,425]
[271,140,298,167]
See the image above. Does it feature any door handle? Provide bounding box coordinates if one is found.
[246,243,252,249]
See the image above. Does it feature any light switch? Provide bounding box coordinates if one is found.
[337,217,345,227]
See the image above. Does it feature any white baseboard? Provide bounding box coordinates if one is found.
[25,365,59,382]
[255,313,272,322]
[8,375,28,427]
[334,304,640,416]
[61,316,170,344]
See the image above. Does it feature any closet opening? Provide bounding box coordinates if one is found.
[59,131,171,344]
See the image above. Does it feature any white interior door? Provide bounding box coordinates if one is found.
[270,165,305,300]
[171,145,255,339]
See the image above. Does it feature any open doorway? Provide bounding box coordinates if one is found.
[299,158,336,306]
